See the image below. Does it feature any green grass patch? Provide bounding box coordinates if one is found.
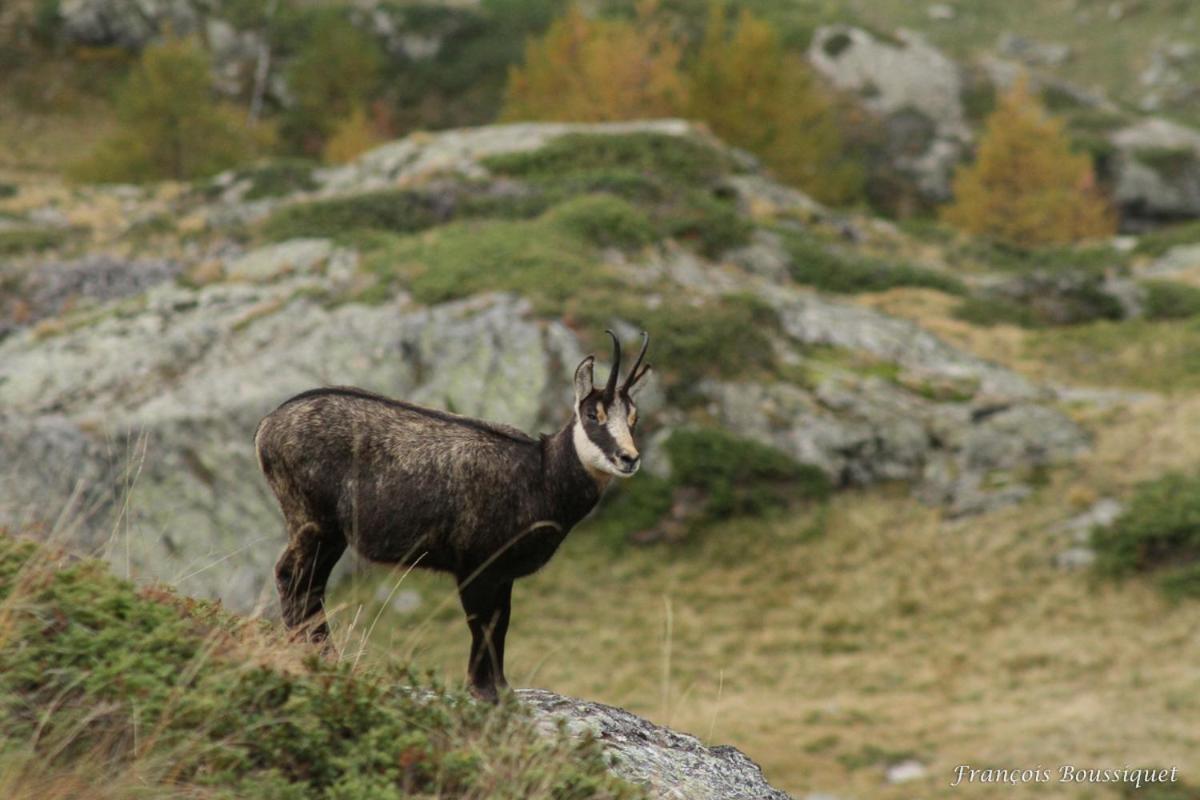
[0,534,641,798]
[1027,317,1200,391]
[954,295,1040,328]
[781,229,966,295]
[0,226,70,256]
[1093,472,1200,600]
[953,239,1126,275]
[665,428,831,520]
[1134,220,1200,259]
[366,213,616,314]
[1142,280,1200,321]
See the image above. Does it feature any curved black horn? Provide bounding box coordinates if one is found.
[603,329,621,400]
[623,331,650,390]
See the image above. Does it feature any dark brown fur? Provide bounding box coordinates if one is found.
[256,387,608,701]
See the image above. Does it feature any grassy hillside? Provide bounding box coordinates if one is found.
[0,535,640,799]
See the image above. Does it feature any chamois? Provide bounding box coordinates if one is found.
[254,331,651,702]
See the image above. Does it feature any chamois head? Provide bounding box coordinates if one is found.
[572,330,651,478]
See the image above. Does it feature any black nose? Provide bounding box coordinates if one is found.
[618,453,640,470]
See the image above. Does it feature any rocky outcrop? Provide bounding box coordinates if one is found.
[808,25,969,201]
[0,121,1088,608]
[520,689,792,800]
[58,0,204,49]
[1110,118,1200,225]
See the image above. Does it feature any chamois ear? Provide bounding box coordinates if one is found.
[573,356,595,405]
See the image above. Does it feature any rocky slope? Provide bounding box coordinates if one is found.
[0,120,1087,611]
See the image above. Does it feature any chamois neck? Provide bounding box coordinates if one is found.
[545,421,610,497]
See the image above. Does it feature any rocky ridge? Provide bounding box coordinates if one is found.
[0,120,1087,611]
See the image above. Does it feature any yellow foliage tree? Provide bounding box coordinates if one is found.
[686,5,862,206]
[322,107,386,165]
[941,79,1115,247]
[501,2,686,122]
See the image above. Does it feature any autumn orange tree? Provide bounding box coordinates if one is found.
[501,2,686,122]
[941,79,1114,247]
[686,5,862,205]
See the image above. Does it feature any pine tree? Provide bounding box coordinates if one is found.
[71,38,268,182]
[686,5,862,205]
[501,2,686,122]
[941,79,1114,247]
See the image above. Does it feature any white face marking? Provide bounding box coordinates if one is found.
[573,398,640,478]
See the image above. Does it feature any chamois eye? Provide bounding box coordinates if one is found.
[586,410,598,422]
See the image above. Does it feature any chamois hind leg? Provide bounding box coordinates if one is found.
[457,576,513,703]
[275,519,347,648]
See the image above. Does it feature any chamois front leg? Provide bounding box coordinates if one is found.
[458,576,513,703]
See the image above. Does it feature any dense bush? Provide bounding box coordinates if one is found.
[686,6,862,206]
[501,5,685,122]
[234,159,319,201]
[1092,472,1200,599]
[664,428,831,519]
[781,230,966,295]
[0,535,641,798]
[941,80,1115,247]
[70,38,268,182]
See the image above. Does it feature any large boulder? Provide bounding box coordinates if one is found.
[808,25,969,201]
[57,0,204,49]
[1110,117,1200,226]
[521,689,792,800]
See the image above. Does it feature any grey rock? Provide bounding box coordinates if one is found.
[885,759,928,783]
[1,255,183,335]
[1055,547,1097,570]
[59,0,203,48]
[768,287,1039,402]
[1111,118,1200,224]
[225,238,333,283]
[519,689,792,800]
[808,25,968,199]
[997,33,1071,67]
[1146,243,1200,277]
[1056,498,1124,543]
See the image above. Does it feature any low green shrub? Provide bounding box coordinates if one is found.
[237,159,319,201]
[372,216,614,313]
[665,428,831,519]
[663,190,753,257]
[0,534,642,798]
[544,194,656,249]
[1142,280,1200,321]
[623,294,782,397]
[1092,471,1200,599]
[263,190,450,240]
[954,239,1126,274]
[781,230,966,295]
[484,133,752,256]
[482,132,736,186]
[953,296,1040,328]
